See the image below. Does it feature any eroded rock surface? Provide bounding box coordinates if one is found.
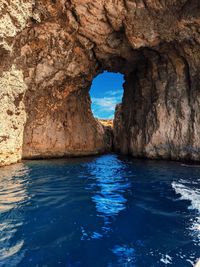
[114,45,200,160]
[0,0,200,166]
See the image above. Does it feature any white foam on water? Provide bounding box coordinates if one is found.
[160,254,172,265]
[172,181,200,212]
[194,259,200,267]
[172,180,200,245]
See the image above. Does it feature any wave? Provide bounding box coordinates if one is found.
[181,164,200,168]
[172,180,200,244]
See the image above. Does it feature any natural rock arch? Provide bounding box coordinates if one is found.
[0,0,200,166]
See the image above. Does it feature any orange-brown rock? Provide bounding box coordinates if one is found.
[0,0,200,166]
[98,119,113,128]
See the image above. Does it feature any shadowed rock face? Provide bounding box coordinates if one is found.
[114,45,200,160]
[0,0,200,166]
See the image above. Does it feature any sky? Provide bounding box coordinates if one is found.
[90,71,124,119]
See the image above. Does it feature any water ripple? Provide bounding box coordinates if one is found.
[0,163,29,267]
[86,155,131,220]
[0,156,199,266]
[172,178,200,245]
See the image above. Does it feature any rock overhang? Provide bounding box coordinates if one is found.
[0,0,200,166]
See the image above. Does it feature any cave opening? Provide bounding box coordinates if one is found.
[89,71,124,120]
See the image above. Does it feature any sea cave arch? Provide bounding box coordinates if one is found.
[21,45,200,162]
[21,69,125,159]
[0,0,200,166]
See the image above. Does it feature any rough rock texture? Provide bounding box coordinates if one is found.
[0,0,200,166]
[114,45,200,160]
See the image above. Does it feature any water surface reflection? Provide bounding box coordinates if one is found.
[85,155,131,235]
[88,156,130,215]
[0,155,199,267]
[0,163,29,266]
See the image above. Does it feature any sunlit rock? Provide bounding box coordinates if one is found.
[0,0,200,165]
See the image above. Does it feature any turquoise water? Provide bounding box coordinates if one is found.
[0,154,199,266]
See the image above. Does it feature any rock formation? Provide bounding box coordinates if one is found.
[0,0,200,166]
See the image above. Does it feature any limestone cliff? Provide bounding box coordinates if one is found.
[0,0,200,166]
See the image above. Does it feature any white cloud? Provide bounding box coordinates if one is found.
[92,97,117,111]
[105,89,123,97]
[91,90,123,118]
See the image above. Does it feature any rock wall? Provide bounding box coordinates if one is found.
[114,45,200,161]
[23,87,108,159]
[0,66,27,166]
[0,0,32,166]
[0,0,200,166]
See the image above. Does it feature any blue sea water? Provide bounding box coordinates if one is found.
[0,154,199,267]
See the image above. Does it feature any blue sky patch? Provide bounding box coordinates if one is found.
[90,71,124,119]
